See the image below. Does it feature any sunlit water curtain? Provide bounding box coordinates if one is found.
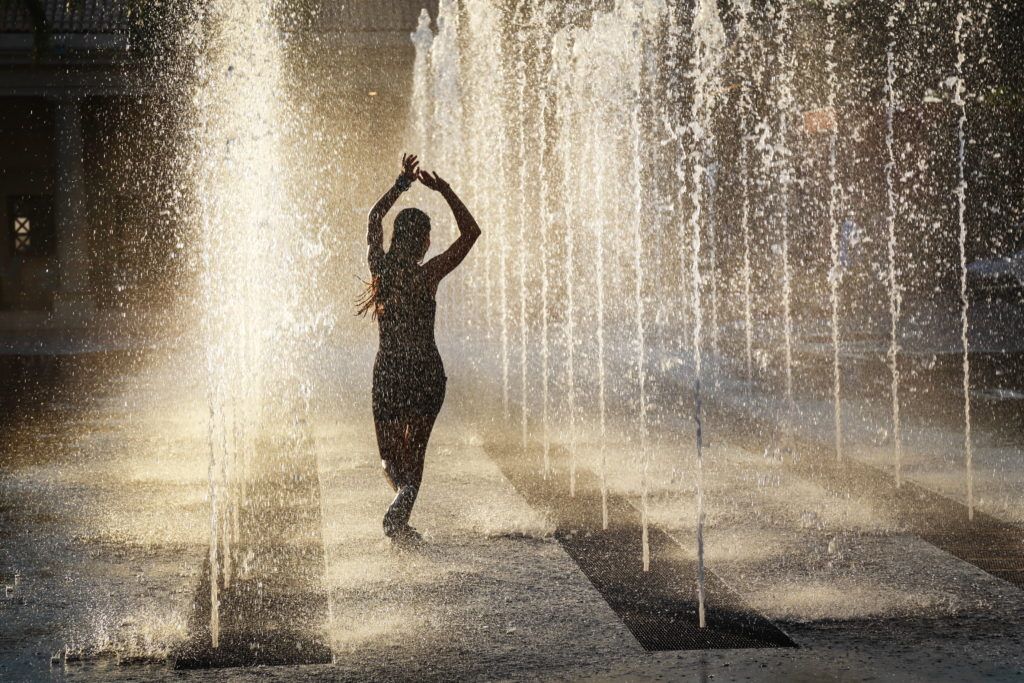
[192,0,328,647]
[408,0,1008,628]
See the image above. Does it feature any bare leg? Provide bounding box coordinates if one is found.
[383,413,438,535]
[406,414,438,483]
[376,419,405,493]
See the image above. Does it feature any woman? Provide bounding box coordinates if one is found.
[358,154,481,544]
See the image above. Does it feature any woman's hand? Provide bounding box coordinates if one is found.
[400,153,420,182]
[417,169,450,193]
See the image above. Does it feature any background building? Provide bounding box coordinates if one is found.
[0,0,437,351]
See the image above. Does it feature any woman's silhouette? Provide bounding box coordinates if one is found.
[358,154,480,544]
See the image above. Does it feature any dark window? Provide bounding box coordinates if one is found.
[8,196,54,257]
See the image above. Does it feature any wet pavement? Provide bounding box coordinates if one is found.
[1,353,1023,681]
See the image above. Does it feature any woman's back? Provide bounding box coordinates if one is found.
[372,262,445,424]
[376,265,438,359]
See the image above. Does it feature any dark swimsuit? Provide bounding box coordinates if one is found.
[372,265,447,422]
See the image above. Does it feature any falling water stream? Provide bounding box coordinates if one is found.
[553,28,582,507]
[409,12,433,156]
[516,0,531,452]
[706,159,720,358]
[476,7,513,419]
[593,115,608,501]
[195,0,290,646]
[431,1,463,175]
[735,0,755,387]
[459,8,489,337]
[825,0,844,461]
[539,10,553,478]
[954,6,975,520]
[884,2,905,486]
[402,0,1005,630]
[633,4,657,573]
[773,0,796,434]
[434,0,466,333]
[193,0,332,649]
[687,0,726,628]
[501,156,512,415]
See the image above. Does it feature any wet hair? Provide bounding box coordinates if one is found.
[357,208,431,319]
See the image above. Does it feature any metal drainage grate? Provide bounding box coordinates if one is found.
[714,397,1024,592]
[172,445,333,669]
[486,443,796,651]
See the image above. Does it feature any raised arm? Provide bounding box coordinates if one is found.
[368,154,419,273]
[419,170,481,285]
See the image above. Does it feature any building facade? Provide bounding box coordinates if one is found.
[0,0,434,350]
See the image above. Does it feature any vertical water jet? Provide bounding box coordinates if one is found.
[884,1,906,486]
[554,28,583,506]
[462,2,515,420]
[706,159,720,357]
[825,0,844,461]
[515,0,531,451]
[954,5,975,519]
[633,2,659,572]
[686,0,726,629]
[177,0,332,666]
[592,115,608,501]
[665,8,692,361]
[538,8,554,478]
[773,0,796,436]
[409,11,434,156]
[735,0,755,388]
[466,6,515,422]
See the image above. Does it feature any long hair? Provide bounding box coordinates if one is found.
[357,208,431,319]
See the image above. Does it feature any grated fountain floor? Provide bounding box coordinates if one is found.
[486,442,796,650]
[170,436,333,668]
[711,396,1024,591]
